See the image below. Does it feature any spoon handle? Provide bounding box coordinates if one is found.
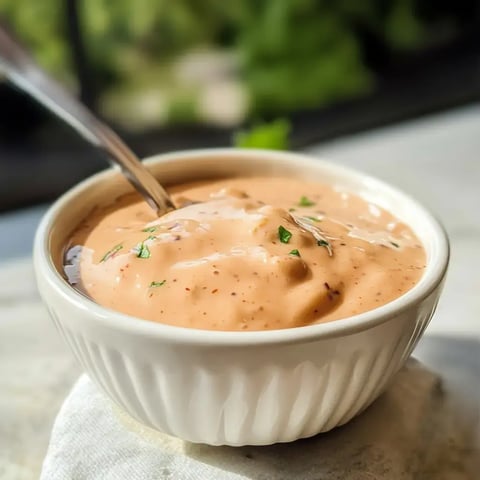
[0,25,174,216]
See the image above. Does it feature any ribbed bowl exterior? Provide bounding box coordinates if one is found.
[39,281,440,446]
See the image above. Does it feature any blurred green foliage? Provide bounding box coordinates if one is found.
[235,0,373,115]
[0,0,71,79]
[0,0,458,126]
[233,118,290,150]
[165,93,198,125]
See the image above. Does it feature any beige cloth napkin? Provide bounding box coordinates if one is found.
[40,354,479,479]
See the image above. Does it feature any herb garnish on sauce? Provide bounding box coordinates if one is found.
[278,225,292,243]
[317,239,333,256]
[100,244,123,262]
[149,280,166,288]
[298,195,316,207]
[289,249,301,257]
[137,243,151,259]
[142,226,157,233]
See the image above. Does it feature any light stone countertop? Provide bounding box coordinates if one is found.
[1,104,479,479]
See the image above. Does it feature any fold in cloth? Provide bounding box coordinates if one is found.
[41,359,479,479]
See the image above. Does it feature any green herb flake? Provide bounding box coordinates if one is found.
[317,239,330,248]
[304,215,320,222]
[142,226,157,233]
[100,244,123,262]
[146,235,156,241]
[289,249,301,257]
[298,196,316,207]
[390,241,400,248]
[149,280,166,288]
[288,207,296,212]
[278,225,292,243]
[137,243,151,259]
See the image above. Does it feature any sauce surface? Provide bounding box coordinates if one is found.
[65,177,426,331]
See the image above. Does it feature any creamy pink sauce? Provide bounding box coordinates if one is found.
[64,177,426,331]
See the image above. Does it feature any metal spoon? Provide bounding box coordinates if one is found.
[0,25,175,216]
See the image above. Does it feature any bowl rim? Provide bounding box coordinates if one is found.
[33,148,450,346]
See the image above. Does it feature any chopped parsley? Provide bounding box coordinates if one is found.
[149,280,166,288]
[289,249,301,257]
[288,207,296,212]
[298,195,316,207]
[100,244,123,262]
[136,243,151,259]
[142,226,157,233]
[146,235,156,241]
[278,225,292,243]
[317,239,333,257]
[304,215,321,222]
[317,239,333,256]
[390,241,400,248]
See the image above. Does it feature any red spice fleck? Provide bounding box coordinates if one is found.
[231,292,237,296]
[213,270,219,275]
[211,289,218,294]
[185,287,191,291]
[149,293,153,298]
[324,282,331,290]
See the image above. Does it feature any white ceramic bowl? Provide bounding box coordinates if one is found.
[33,149,449,446]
